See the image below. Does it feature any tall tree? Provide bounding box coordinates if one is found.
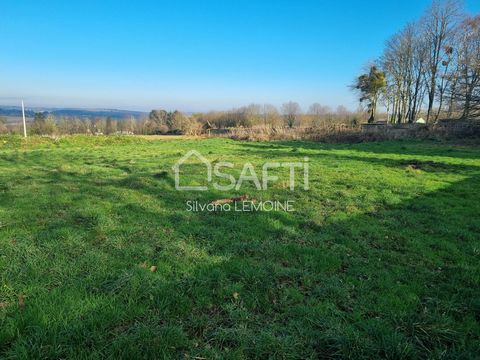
[381,23,429,123]
[450,15,480,118]
[422,0,461,122]
[434,45,454,120]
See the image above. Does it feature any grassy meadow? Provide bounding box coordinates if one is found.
[0,135,479,359]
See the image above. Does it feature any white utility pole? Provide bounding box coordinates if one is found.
[21,100,27,137]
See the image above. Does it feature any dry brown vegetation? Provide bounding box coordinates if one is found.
[221,120,480,143]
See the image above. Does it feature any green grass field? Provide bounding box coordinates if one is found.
[1,136,479,359]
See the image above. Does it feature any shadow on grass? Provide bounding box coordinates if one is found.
[0,144,479,358]
[238,139,480,161]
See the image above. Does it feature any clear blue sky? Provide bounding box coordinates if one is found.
[1,0,479,112]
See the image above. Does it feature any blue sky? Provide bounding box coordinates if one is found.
[1,0,479,112]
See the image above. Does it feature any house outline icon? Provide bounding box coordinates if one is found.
[172,150,212,191]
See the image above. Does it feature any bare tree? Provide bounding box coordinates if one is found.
[262,104,281,127]
[309,103,331,127]
[434,45,455,120]
[381,24,416,123]
[281,101,301,128]
[381,22,429,123]
[372,0,470,123]
[336,105,349,115]
[309,103,331,116]
[422,0,462,122]
[244,104,263,126]
[449,15,480,118]
[410,31,429,122]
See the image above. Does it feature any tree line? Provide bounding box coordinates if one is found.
[0,103,364,136]
[353,0,479,123]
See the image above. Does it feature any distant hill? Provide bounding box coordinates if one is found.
[0,106,36,119]
[0,106,148,120]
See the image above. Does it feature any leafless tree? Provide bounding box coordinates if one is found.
[262,104,281,126]
[309,103,331,126]
[309,103,331,116]
[281,101,301,128]
[422,0,462,122]
[448,15,480,118]
[373,0,473,123]
[380,22,431,123]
